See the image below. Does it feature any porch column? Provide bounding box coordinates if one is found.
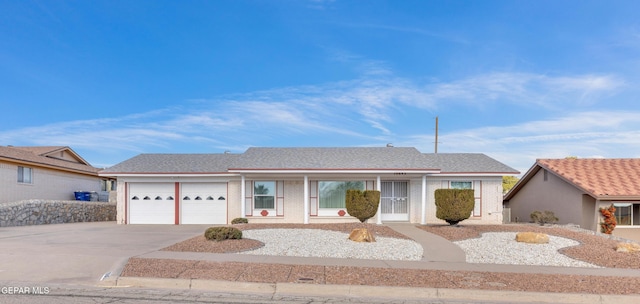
[304,175,309,224]
[241,175,246,217]
[377,176,382,224]
[421,175,427,225]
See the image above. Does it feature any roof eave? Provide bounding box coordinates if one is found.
[595,195,640,201]
[98,172,238,177]
[437,172,519,177]
[1,156,99,176]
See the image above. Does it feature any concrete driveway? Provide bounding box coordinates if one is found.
[0,222,209,284]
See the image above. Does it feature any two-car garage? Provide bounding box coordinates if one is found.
[128,182,227,224]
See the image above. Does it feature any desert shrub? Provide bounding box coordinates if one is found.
[435,189,474,225]
[345,189,381,223]
[231,217,248,224]
[204,226,242,241]
[530,210,559,226]
[599,204,617,234]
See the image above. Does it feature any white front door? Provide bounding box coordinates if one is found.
[380,181,409,221]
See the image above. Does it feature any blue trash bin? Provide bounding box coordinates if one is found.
[74,191,91,201]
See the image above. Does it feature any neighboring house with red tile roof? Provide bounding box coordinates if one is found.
[99,147,519,225]
[0,146,113,203]
[504,158,640,241]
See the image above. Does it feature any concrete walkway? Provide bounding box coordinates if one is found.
[385,222,466,262]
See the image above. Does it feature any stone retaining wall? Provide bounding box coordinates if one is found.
[0,199,116,227]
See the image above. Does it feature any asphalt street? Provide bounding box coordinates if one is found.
[0,281,553,304]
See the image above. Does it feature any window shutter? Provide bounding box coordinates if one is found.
[441,180,449,188]
[309,180,318,216]
[473,180,482,217]
[366,180,375,190]
[276,181,284,216]
[244,180,253,216]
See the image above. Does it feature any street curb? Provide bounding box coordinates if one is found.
[114,276,640,303]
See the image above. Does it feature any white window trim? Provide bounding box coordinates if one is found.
[447,180,482,217]
[253,181,276,212]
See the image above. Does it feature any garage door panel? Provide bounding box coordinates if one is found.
[129,183,175,224]
[181,183,227,224]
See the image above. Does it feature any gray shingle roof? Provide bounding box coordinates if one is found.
[232,147,437,170]
[422,153,519,174]
[100,153,241,173]
[99,148,519,175]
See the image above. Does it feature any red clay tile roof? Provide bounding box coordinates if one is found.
[537,158,640,198]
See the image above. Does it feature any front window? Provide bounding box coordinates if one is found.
[450,181,481,217]
[451,181,472,189]
[319,181,364,209]
[254,181,275,209]
[18,166,32,184]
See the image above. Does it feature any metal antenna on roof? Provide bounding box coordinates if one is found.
[435,116,439,154]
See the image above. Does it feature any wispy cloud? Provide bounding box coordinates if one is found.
[417,73,624,110]
[0,70,629,168]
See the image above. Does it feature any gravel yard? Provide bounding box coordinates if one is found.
[121,223,640,295]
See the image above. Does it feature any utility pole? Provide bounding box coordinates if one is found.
[434,116,438,154]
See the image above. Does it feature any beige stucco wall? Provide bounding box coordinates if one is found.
[0,162,101,204]
[226,179,241,223]
[506,169,586,226]
[116,175,507,225]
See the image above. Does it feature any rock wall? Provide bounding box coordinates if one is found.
[0,200,116,227]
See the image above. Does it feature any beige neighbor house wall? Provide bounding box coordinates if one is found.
[506,169,585,226]
[0,162,101,204]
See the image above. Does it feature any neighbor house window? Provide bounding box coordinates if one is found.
[319,181,364,209]
[614,203,633,226]
[18,166,32,184]
[254,181,275,209]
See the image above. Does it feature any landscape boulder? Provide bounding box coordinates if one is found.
[616,242,640,253]
[348,228,376,242]
[515,232,549,244]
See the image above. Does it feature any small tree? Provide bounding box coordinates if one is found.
[435,189,474,225]
[502,176,519,194]
[345,189,380,223]
[599,204,616,234]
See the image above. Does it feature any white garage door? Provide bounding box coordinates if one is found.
[129,183,175,224]
[181,183,227,224]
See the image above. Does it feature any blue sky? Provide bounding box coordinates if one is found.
[1,0,639,174]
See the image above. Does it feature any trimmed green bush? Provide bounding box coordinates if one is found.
[435,189,474,225]
[204,226,243,241]
[530,210,558,226]
[345,189,381,223]
[231,217,248,224]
